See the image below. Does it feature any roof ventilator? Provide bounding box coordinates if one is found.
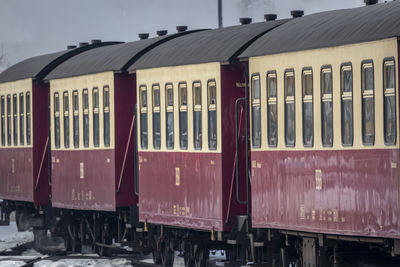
[67,45,77,50]
[91,39,101,44]
[176,26,188,32]
[240,18,252,25]
[138,33,149,40]
[365,0,378,5]
[79,42,89,47]
[291,10,304,18]
[264,14,277,21]
[157,30,168,36]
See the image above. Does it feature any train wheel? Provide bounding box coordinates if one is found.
[161,240,174,266]
[194,247,209,267]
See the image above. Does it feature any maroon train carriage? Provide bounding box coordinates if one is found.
[240,2,400,265]
[44,28,202,253]
[129,18,287,265]
[0,41,117,232]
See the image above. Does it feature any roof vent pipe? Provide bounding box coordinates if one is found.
[365,0,378,5]
[176,26,188,32]
[67,45,77,50]
[264,14,277,21]
[79,42,89,47]
[91,39,101,44]
[157,30,168,36]
[291,10,304,18]
[138,33,149,40]
[240,18,252,25]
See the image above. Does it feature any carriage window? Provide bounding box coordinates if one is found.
[179,83,188,149]
[267,72,277,147]
[54,93,60,148]
[26,92,31,145]
[19,93,24,145]
[193,82,202,150]
[251,75,261,148]
[63,91,70,148]
[302,69,313,147]
[321,67,333,147]
[341,64,353,146]
[139,86,148,149]
[152,85,161,149]
[384,59,396,145]
[361,61,374,145]
[0,96,4,146]
[103,86,110,147]
[285,71,295,147]
[13,94,17,146]
[165,84,174,149]
[83,89,89,147]
[6,95,10,146]
[93,88,99,147]
[208,80,217,150]
[73,90,79,148]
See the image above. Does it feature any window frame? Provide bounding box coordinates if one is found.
[340,62,354,147]
[12,94,17,146]
[103,85,110,147]
[63,91,70,148]
[54,92,60,149]
[82,89,89,148]
[6,95,10,146]
[251,73,261,148]
[152,83,161,149]
[165,83,174,150]
[207,79,217,150]
[192,81,202,150]
[284,69,296,147]
[266,71,278,147]
[383,57,397,146]
[0,96,4,146]
[320,65,334,147]
[92,87,100,147]
[139,85,148,149]
[19,93,24,145]
[361,59,375,146]
[26,92,31,145]
[178,82,188,150]
[72,90,79,148]
[302,67,314,147]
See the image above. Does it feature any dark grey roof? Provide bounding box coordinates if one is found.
[128,20,287,71]
[46,31,203,80]
[240,1,400,58]
[0,42,121,84]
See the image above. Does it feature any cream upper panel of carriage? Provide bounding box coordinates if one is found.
[50,72,115,150]
[137,62,222,153]
[249,37,399,151]
[0,78,33,148]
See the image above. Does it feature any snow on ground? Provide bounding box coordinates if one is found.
[0,222,33,251]
[35,258,133,267]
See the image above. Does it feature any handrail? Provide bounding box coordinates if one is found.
[116,114,135,193]
[235,98,247,204]
[225,98,246,224]
[35,137,49,191]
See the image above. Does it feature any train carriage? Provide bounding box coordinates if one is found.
[0,42,116,228]
[129,18,287,265]
[44,30,201,252]
[240,1,400,264]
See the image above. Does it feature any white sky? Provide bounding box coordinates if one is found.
[0,0,384,70]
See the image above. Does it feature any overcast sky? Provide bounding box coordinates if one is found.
[0,0,385,71]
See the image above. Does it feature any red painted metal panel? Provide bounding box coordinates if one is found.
[114,74,138,207]
[139,151,224,231]
[251,149,400,239]
[32,82,51,206]
[0,148,34,202]
[51,149,116,211]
